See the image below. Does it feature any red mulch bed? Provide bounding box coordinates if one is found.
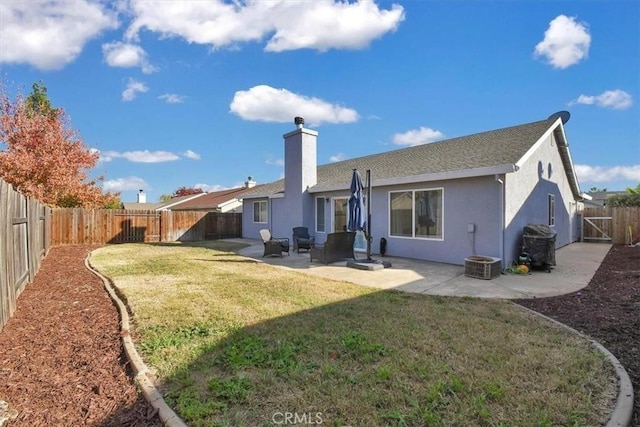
[0,244,637,426]
[0,245,161,426]
[516,244,640,426]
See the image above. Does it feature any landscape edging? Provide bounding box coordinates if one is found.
[85,252,188,427]
[515,304,634,427]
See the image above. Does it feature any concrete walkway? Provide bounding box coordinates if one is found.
[233,240,612,299]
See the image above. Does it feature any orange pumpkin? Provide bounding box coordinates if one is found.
[517,264,529,274]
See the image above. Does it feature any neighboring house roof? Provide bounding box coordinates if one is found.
[169,187,250,210]
[243,116,584,199]
[157,193,206,210]
[585,191,628,206]
[121,202,165,210]
[121,194,205,211]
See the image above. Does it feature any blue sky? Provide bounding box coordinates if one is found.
[1,0,638,203]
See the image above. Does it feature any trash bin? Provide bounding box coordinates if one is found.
[521,224,556,272]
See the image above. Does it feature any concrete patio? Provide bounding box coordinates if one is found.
[231,240,612,299]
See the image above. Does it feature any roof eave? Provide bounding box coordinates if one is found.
[241,192,285,200]
[309,164,519,193]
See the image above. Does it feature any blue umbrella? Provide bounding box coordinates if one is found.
[348,169,366,232]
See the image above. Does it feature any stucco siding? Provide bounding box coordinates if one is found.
[377,177,501,265]
[504,131,578,265]
[242,198,271,240]
[304,177,500,265]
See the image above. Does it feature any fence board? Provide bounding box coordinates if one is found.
[582,207,640,244]
[0,179,51,331]
[51,209,242,245]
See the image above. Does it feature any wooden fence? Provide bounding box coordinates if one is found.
[1,179,51,331]
[51,209,242,245]
[582,207,640,244]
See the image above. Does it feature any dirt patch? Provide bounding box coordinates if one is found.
[0,245,161,426]
[0,243,637,426]
[516,244,640,426]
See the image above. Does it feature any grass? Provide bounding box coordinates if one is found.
[90,242,617,427]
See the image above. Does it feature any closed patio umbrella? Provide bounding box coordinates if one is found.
[348,169,366,233]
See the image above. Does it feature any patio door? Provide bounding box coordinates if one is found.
[332,197,366,252]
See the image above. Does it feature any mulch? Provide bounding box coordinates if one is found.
[0,243,637,426]
[0,245,161,426]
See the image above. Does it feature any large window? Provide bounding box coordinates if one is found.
[548,194,555,226]
[253,200,267,223]
[390,188,443,239]
[316,197,325,232]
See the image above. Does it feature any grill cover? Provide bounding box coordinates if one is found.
[521,224,557,267]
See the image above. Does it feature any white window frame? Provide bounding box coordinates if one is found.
[388,187,444,240]
[315,196,325,233]
[548,194,555,226]
[253,200,268,224]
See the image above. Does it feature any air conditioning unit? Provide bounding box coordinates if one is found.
[464,256,502,280]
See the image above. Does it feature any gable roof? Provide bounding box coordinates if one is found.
[169,187,249,210]
[122,193,205,211]
[243,116,583,199]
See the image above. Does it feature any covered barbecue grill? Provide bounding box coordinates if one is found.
[520,224,557,272]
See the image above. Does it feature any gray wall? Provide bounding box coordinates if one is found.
[308,176,501,266]
[504,130,579,265]
[242,197,271,240]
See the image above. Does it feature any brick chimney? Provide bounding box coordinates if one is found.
[282,116,317,230]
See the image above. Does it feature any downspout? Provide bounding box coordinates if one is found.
[495,174,505,267]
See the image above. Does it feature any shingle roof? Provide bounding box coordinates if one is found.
[244,117,558,197]
[170,187,249,210]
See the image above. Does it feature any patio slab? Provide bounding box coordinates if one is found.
[231,240,611,299]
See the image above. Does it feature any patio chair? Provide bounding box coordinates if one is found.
[310,231,356,264]
[292,226,315,253]
[259,229,290,257]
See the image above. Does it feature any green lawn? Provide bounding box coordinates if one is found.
[90,242,616,427]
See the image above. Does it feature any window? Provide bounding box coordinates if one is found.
[390,188,443,239]
[253,200,267,223]
[316,197,325,232]
[548,194,555,226]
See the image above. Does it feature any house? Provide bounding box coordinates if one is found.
[241,113,590,267]
[164,178,259,213]
[121,190,204,210]
[583,191,627,207]
[122,180,259,212]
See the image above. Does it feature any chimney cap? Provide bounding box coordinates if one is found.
[294,116,305,125]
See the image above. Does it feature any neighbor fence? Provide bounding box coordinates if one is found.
[51,209,242,245]
[581,206,640,244]
[0,179,51,331]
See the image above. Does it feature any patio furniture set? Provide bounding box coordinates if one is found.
[259,227,356,264]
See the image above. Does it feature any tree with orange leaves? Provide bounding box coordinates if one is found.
[0,82,120,208]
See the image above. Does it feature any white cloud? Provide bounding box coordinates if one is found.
[124,0,404,52]
[264,1,405,52]
[330,153,347,162]
[194,183,227,192]
[393,127,445,147]
[230,85,359,125]
[100,150,180,163]
[569,89,633,110]
[534,15,591,69]
[158,93,187,104]
[575,165,640,183]
[122,79,148,102]
[183,150,201,160]
[102,41,157,74]
[102,176,149,192]
[0,0,118,70]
